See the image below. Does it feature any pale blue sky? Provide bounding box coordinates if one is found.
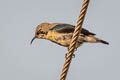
[0,0,120,80]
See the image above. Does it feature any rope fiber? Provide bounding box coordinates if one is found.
[60,0,90,80]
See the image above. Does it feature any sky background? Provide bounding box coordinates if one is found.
[0,0,120,80]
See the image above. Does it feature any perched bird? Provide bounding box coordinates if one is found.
[31,23,109,49]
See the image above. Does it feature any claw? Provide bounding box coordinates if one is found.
[75,48,77,51]
[65,53,67,58]
[72,54,75,58]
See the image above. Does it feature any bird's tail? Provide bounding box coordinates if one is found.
[84,36,109,45]
[99,39,109,45]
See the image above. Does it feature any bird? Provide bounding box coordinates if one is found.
[31,23,109,49]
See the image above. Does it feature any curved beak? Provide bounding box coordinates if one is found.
[31,36,36,44]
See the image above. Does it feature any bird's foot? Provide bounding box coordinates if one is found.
[65,53,75,58]
[67,47,77,51]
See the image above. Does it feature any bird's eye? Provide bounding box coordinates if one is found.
[36,32,40,35]
[40,31,45,34]
[36,31,47,35]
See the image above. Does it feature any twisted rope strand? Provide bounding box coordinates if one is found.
[60,0,90,80]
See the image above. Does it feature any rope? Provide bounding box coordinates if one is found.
[60,0,90,80]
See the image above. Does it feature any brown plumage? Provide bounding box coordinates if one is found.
[31,23,109,48]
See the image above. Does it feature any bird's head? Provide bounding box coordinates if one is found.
[31,23,51,44]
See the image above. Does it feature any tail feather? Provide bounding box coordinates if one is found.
[84,36,109,45]
[99,40,109,45]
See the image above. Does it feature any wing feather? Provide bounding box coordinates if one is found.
[51,24,96,35]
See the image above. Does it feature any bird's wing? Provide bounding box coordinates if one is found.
[51,24,96,35]
[51,24,75,33]
[81,28,96,36]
